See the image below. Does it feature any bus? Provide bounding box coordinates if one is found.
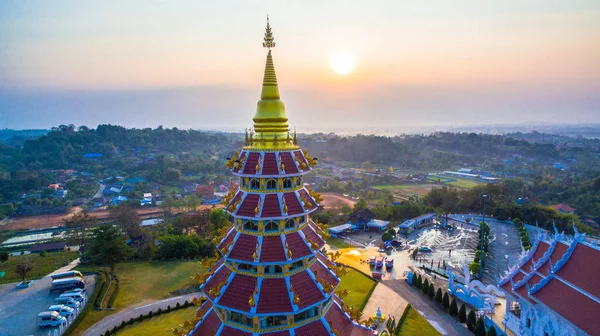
[50,277,85,292]
[50,270,83,280]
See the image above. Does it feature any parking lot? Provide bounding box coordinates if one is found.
[0,274,95,336]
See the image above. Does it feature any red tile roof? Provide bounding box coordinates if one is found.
[191,309,221,336]
[555,243,600,298]
[237,194,260,217]
[219,274,257,312]
[262,153,279,175]
[310,259,339,289]
[202,266,232,300]
[286,232,312,260]
[298,189,317,210]
[325,302,372,336]
[227,190,243,211]
[196,300,213,318]
[260,236,286,262]
[262,194,282,217]
[302,226,325,249]
[537,241,568,275]
[549,203,576,213]
[316,252,335,268]
[533,278,600,335]
[294,319,329,336]
[242,152,260,174]
[220,326,252,336]
[294,151,310,172]
[283,192,304,215]
[228,234,258,262]
[290,271,324,309]
[217,228,237,252]
[279,152,299,174]
[257,278,293,313]
[523,241,550,271]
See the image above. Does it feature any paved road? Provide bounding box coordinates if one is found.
[383,279,470,336]
[83,293,202,336]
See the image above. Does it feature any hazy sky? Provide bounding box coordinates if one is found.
[1,0,599,131]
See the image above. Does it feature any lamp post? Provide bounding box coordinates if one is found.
[480,194,488,279]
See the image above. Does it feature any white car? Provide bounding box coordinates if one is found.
[47,304,74,317]
[37,311,67,328]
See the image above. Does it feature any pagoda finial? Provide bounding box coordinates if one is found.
[263,15,276,49]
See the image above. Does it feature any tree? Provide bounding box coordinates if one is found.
[353,197,368,213]
[40,250,47,257]
[427,284,435,299]
[435,288,442,303]
[458,303,467,323]
[87,225,132,271]
[382,232,394,242]
[475,317,486,336]
[110,204,141,238]
[16,257,33,284]
[411,248,419,260]
[0,251,8,262]
[415,274,422,289]
[469,262,481,275]
[442,292,450,309]
[449,298,458,316]
[486,326,497,336]
[422,279,430,294]
[467,310,477,331]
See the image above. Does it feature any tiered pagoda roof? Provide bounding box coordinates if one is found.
[189,18,373,336]
[498,226,600,335]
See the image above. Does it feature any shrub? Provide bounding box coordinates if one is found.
[458,303,467,323]
[128,318,134,325]
[104,331,111,336]
[449,298,458,317]
[0,251,8,262]
[39,250,48,257]
[475,317,486,336]
[467,310,476,331]
[435,288,443,304]
[176,302,181,309]
[148,310,153,318]
[157,308,162,314]
[427,284,435,299]
[487,326,498,336]
[422,279,429,294]
[138,314,144,321]
[166,305,171,312]
[442,292,450,309]
[183,300,189,307]
[111,326,117,334]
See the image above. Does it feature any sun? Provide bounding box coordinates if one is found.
[330,51,357,75]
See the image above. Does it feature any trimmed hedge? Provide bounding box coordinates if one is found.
[106,273,120,308]
[398,303,412,327]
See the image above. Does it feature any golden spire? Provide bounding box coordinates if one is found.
[251,17,296,150]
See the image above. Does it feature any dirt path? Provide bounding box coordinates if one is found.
[83,293,202,336]
[320,192,356,209]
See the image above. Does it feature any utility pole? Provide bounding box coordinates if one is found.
[480,194,488,279]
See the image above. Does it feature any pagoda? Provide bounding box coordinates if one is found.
[188,19,373,336]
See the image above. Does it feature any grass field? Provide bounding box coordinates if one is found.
[446,178,484,189]
[372,184,438,198]
[0,251,79,284]
[398,306,440,336]
[326,237,353,249]
[69,260,205,336]
[337,268,377,310]
[116,306,197,336]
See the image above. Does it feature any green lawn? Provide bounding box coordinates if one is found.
[337,268,377,310]
[69,260,205,336]
[398,306,440,336]
[0,251,79,284]
[326,237,353,249]
[116,306,197,336]
[446,178,484,189]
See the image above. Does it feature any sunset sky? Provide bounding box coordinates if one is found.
[1,0,599,131]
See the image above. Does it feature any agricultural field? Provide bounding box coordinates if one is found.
[372,184,438,199]
[0,251,79,284]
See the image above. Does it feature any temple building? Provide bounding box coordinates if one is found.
[497,226,600,336]
[188,19,373,336]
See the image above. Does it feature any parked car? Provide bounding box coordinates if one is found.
[37,311,67,328]
[65,288,87,296]
[54,296,80,310]
[47,304,74,318]
[59,292,85,303]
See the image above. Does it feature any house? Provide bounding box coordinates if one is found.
[348,208,389,232]
[398,213,436,233]
[48,184,60,190]
[328,223,357,237]
[111,196,128,205]
[196,181,215,197]
[549,203,576,214]
[29,242,67,253]
[84,153,103,159]
[55,189,68,198]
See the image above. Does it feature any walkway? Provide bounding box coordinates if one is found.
[83,293,202,336]
[383,279,470,336]
[361,283,408,321]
